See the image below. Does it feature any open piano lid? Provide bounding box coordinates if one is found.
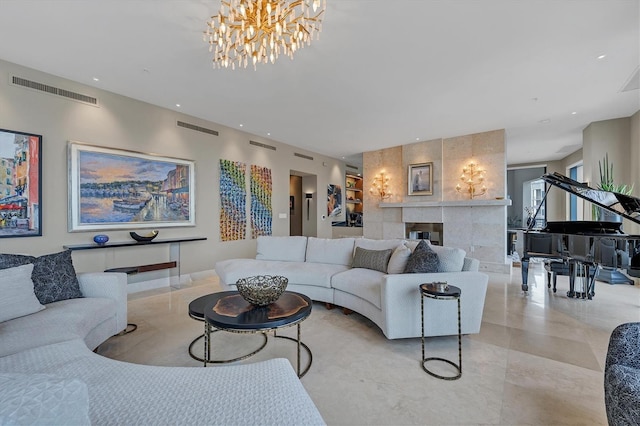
[542,172,640,226]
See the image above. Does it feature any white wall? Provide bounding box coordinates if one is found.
[0,59,344,279]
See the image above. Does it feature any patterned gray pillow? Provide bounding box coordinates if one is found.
[0,251,83,304]
[352,247,393,273]
[31,250,83,304]
[403,240,439,273]
[0,253,36,270]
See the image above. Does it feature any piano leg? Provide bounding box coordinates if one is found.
[567,261,576,298]
[521,259,529,292]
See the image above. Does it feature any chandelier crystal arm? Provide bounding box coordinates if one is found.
[204,0,326,70]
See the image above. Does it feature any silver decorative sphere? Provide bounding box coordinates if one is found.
[235,275,288,306]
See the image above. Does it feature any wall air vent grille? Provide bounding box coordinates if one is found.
[176,121,219,136]
[11,76,98,106]
[346,164,359,170]
[249,140,276,151]
[294,152,313,161]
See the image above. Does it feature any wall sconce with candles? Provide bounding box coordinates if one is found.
[455,162,487,199]
[370,172,392,200]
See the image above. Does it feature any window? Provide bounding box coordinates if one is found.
[568,164,583,220]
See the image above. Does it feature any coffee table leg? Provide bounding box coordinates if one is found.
[297,323,301,377]
[204,321,210,367]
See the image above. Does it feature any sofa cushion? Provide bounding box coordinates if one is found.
[354,238,404,251]
[0,264,45,323]
[0,297,117,358]
[404,240,439,273]
[216,258,348,289]
[331,268,385,309]
[387,244,412,274]
[0,373,90,426]
[256,236,308,262]
[430,245,466,272]
[306,237,355,266]
[352,247,392,273]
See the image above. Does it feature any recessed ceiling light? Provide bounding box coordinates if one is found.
[239,124,244,127]
[597,54,606,60]
[571,111,577,115]
[175,104,181,107]
[267,132,271,136]
[539,118,551,124]
[415,137,420,141]
[92,77,99,82]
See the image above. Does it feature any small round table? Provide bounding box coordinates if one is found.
[202,291,313,377]
[420,283,462,380]
[188,294,268,364]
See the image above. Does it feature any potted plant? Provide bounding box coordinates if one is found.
[593,153,633,221]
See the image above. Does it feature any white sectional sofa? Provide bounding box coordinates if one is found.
[216,236,490,339]
[0,270,324,425]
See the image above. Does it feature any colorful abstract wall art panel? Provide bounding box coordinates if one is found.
[219,159,246,241]
[250,165,272,238]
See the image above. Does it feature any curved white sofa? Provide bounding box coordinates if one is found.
[216,236,489,339]
[0,271,324,425]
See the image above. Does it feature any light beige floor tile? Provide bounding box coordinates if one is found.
[97,266,640,425]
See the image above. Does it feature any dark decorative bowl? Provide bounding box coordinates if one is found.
[235,275,288,306]
[130,230,159,242]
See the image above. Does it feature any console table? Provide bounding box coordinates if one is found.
[64,237,207,288]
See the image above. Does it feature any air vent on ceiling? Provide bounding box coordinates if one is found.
[346,164,359,170]
[176,121,219,136]
[249,140,276,151]
[621,67,639,92]
[294,152,313,161]
[11,76,98,106]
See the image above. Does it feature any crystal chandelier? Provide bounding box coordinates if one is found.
[204,0,326,70]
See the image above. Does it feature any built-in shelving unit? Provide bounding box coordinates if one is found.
[345,173,363,226]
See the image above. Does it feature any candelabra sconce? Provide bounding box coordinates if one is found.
[370,172,392,200]
[455,162,487,199]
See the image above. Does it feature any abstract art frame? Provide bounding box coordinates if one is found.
[408,162,433,195]
[68,142,195,232]
[0,128,42,238]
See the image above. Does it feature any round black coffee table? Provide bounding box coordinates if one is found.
[420,283,462,380]
[200,291,313,377]
[188,293,268,364]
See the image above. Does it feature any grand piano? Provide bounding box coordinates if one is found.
[520,172,640,298]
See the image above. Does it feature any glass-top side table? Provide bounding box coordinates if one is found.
[420,283,462,380]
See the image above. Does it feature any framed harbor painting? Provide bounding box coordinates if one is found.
[68,142,195,231]
[0,128,42,238]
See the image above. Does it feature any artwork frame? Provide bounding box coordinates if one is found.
[0,128,42,238]
[327,184,343,219]
[408,162,433,195]
[68,142,196,232]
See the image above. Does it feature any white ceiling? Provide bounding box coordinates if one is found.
[0,0,638,166]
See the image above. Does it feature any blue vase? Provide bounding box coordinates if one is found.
[93,234,109,245]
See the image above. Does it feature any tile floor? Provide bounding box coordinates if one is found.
[98,263,640,425]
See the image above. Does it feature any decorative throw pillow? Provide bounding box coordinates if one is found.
[387,244,412,274]
[30,250,83,305]
[430,245,466,272]
[351,247,393,273]
[0,253,36,270]
[0,264,45,323]
[403,240,439,273]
